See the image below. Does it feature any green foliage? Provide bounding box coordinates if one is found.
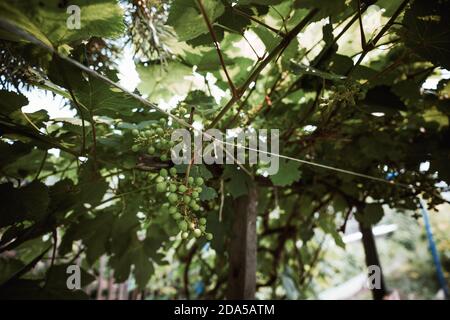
[269,159,302,187]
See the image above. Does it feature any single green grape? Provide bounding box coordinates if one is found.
[169,167,177,176]
[156,182,167,193]
[173,212,182,220]
[181,231,189,239]
[148,146,156,155]
[178,220,188,232]
[183,195,191,203]
[193,228,202,238]
[160,154,168,161]
[160,168,168,177]
[199,225,206,232]
[159,118,166,125]
[132,129,139,136]
[156,127,164,135]
[169,184,177,192]
[168,193,178,203]
[188,177,194,185]
[179,185,187,193]
[199,218,207,225]
[155,176,164,183]
[206,233,213,241]
[169,206,178,214]
[195,177,204,186]
[131,145,140,152]
[192,191,199,198]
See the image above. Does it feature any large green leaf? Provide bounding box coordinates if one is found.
[167,0,225,41]
[0,0,124,46]
[137,62,194,102]
[403,0,450,69]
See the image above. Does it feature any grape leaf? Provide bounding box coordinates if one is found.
[269,160,301,187]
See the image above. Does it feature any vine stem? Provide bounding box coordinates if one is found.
[208,8,319,129]
[232,7,286,37]
[348,0,410,76]
[197,0,237,96]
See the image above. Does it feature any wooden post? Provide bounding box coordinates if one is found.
[226,185,258,299]
[359,223,388,300]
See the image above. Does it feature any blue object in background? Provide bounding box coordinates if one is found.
[419,198,449,299]
[194,281,205,295]
[386,172,399,181]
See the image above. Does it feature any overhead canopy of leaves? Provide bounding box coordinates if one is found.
[0,0,449,299]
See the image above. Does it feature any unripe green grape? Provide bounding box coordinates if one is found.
[156,127,164,135]
[156,176,164,183]
[199,225,206,232]
[195,187,202,193]
[160,168,168,177]
[188,177,194,185]
[193,228,202,238]
[193,204,200,211]
[181,231,189,239]
[148,146,156,155]
[199,218,207,225]
[169,167,177,176]
[145,130,153,137]
[156,182,167,193]
[183,195,191,203]
[160,154,168,161]
[179,185,187,193]
[169,140,175,147]
[195,177,204,186]
[169,206,178,214]
[168,193,178,204]
[159,138,167,148]
[173,212,182,220]
[190,199,197,208]
[132,129,139,136]
[169,184,177,192]
[179,107,187,114]
[131,145,140,152]
[206,233,213,241]
[192,191,199,198]
[159,118,166,125]
[178,220,188,232]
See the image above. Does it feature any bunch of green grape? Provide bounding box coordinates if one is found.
[156,167,213,241]
[322,83,367,108]
[131,118,174,161]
